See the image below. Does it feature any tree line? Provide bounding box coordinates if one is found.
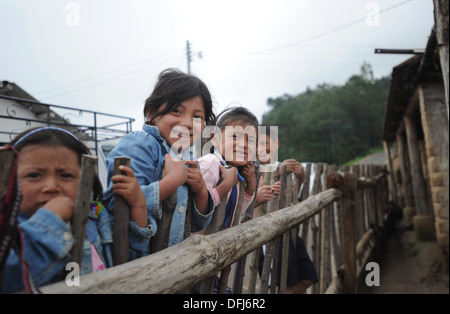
[261,63,390,166]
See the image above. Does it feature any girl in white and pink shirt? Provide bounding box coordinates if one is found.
[198,107,258,230]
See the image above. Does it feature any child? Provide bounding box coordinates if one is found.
[255,124,319,294]
[103,68,216,254]
[2,126,147,293]
[198,106,258,230]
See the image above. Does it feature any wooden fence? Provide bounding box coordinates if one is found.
[35,156,391,294]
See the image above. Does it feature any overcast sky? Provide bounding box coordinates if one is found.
[1,0,435,131]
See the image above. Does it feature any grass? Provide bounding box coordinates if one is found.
[341,146,384,167]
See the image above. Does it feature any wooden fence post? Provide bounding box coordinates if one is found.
[218,180,246,293]
[310,163,323,294]
[71,155,98,266]
[247,168,273,294]
[342,172,357,294]
[259,167,280,294]
[112,156,131,265]
[233,166,260,294]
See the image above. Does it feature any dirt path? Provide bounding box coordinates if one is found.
[359,221,449,294]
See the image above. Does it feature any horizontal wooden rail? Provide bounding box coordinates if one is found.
[40,188,342,294]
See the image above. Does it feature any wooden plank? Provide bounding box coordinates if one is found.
[404,116,431,215]
[70,155,98,266]
[41,188,342,294]
[342,172,357,294]
[151,192,177,253]
[112,156,131,265]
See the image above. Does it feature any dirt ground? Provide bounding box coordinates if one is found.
[359,219,449,294]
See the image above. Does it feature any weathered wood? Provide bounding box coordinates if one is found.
[199,193,227,294]
[232,254,247,294]
[300,164,312,244]
[217,181,246,294]
[396,133,414,207]
[112,156,131,265]
[247,246,261,294]
[234,167,260,294]
[433,0,449,117]
[319,164,332,293]
[247,167,271,294]
[0,150,14,202]
[325,227,375,294]
[278,232,290,294]
[342,172,357,294]
[383,140,398,205]
[259,167,279,294]
[241,165,260,223]
[41,188,342,294]
[151,191,177,253]
[310,163,323,294]
[71,155,98,266]
[404,116,431,215]
[270,165,286,294]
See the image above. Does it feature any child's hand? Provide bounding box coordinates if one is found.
[164,154,188,186]
[44,195,75,222]
[271,181,281,196]
[241,162,256,195]
[255,185,272,206]
[184,160,206,195]
[111,165,147,227]
[219,165,238,187]
[293,162,305,184]
[185,160,209,215]
[282,159,297,174]
[215,165,238,203]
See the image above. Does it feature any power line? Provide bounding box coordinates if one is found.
[40,52,183,100]
[244,0,414,57]
[35,49,182,97]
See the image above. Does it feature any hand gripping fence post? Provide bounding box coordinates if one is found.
[112,157,131,265]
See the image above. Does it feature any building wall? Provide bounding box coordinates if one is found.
[418,82,449,250]
[0,99,46,144]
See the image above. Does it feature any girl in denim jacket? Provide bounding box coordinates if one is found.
[103,68,216,255]
[2,127,147,293]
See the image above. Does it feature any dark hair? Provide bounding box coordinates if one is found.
[143,68,216,126]
[216,106,259,131]
[11,126,103,201]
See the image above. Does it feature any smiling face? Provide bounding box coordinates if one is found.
[215,121,257,167]
[150,96,205,152]
[257,133,279,165]
[17,145,80,217]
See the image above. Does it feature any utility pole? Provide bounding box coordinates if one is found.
[186,40,192,74]
[186,40,202,74]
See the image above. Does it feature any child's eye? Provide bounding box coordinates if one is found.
[26,172,41,179]
[193,115,204,121]
[61,173,76,179]
[172,109,182,115]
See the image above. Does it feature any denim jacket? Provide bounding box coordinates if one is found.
[3,206,113,294]
[103,124,215,255]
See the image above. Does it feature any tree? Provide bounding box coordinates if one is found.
[262,63,390,165]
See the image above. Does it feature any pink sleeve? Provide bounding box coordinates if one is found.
[198,154,222,206]
[242,192,255,212]
[198,154,221,188]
